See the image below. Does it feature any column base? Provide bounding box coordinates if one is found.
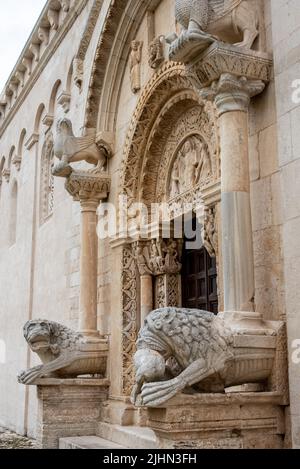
[34,378,109,449]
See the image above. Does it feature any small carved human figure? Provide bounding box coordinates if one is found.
[134,244,153,275]
[162,240,182,273]
[148,36,165,69]
[194,140,211,184]
[169,160,180,198]
[130,41,143,93]
[202,207,218,258]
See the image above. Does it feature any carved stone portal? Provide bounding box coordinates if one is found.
[131,308,282,408]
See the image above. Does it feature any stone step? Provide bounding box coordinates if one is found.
[97,422,158,449]
[59,436,127,449]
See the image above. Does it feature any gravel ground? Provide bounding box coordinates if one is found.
[0,428,36,449]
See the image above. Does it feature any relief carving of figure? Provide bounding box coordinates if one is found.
[169,0,259,61]
[149,36,165,69]
[130,41,143,94]
[169,137,211,199]
[202,207,218,258]
[134,240,182,276]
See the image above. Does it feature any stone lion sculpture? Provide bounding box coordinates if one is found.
[131,308,276,408]
[18,320,106,384]
[169,0,259,61]
[53,118,111,177]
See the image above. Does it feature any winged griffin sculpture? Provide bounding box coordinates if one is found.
[52,118,112,177]
[131,308,278,408]
[169,0,259,61]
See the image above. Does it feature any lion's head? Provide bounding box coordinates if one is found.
[23,320,54,353]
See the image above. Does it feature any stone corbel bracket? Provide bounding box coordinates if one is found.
[65,170,111,202]
[186,42,273,91]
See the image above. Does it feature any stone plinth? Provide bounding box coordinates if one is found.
[35,378,109,449]
[147,392,286,449]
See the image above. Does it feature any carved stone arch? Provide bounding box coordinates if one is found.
[120,62,220,212]
[84,0,161,130]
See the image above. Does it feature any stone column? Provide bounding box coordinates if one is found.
[79,197,100,336]
[187,43,273,312]
[65,170,111,338]
[140,274,153,324]
[202,74,264,312]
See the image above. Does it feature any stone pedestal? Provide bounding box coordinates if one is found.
[147,392,286,449]
[35,378,109,449]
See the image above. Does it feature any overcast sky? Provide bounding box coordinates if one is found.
[0,0,46,92]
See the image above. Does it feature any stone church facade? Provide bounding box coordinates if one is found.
[0,0,299,449]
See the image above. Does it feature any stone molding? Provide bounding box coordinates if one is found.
[74,0,104,90]
[0,0,88,136]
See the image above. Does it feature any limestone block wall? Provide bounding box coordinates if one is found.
[271,0,300,448]
[249,0,285,322]
[0,0,102,437]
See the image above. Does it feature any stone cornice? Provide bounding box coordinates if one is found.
[0,0,88,137]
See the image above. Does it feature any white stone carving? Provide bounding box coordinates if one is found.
[169,0,259,62]
[131,308,281,407]
[38,27,50,46]
[18,320,108,384]
[169,136,211,199]
[40,132,55,224]
[48,9,59,30]
[130,41,143,93]
[133,239,182,276]
[52,118,112,177]
[149,36,165,69]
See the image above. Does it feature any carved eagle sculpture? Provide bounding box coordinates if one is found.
[53,118,110,177]
[131,308,275,408]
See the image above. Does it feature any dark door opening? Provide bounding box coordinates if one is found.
[181,241,218,314]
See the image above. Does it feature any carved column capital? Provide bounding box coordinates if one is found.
[65,170,111,207]
[186,42,273,114]
[200,73,265,115]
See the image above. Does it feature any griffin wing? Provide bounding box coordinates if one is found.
[65,134,96,155]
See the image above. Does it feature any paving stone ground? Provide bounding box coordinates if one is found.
[0,427,36,449]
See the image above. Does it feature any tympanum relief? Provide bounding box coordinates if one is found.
[169,136,211,199]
